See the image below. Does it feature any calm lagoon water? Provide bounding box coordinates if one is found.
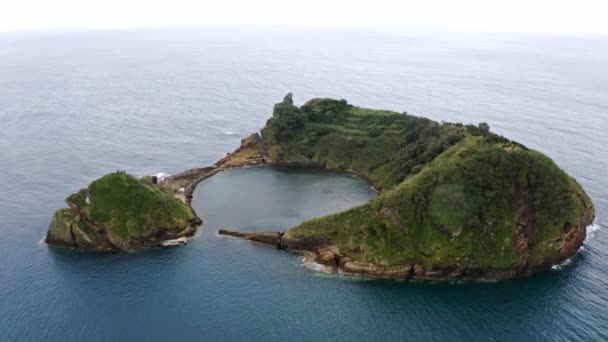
[0,28,607,341]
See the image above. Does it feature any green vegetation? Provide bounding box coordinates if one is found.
[263,96,595,270]
[84,173,193,244]
[66,188,88,208]
[54,173,195,249]
[262,97,512,190]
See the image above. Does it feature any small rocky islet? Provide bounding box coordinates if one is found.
[45,172,200,251]
[46,94,595,281]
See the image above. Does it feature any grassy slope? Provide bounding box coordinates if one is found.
[70,173,194,247]
[263,97,594,268]
[266,104,431,189]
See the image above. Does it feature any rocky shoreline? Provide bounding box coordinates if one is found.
[217,219,590,281]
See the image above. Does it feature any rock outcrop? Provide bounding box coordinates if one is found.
[215,133,267,168]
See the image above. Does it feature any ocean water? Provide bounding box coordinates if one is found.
[0,27,607,341]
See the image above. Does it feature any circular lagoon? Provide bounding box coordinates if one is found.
[192,166,376,235]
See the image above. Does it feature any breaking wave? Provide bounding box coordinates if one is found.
[300,256,334,274]
[585,222,602,243]
[552,257,574,270]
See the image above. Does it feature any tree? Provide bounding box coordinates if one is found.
[478,122,490,134]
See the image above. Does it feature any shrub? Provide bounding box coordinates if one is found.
[368,127,383,137]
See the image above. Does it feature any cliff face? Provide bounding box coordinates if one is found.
[220,94,595,280]
[45,173,199,251]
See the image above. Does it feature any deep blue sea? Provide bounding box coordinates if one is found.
[1,28,607,341]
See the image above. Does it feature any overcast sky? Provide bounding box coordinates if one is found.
[2,0,607,34]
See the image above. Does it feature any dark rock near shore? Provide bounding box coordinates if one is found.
[218,229,281,247]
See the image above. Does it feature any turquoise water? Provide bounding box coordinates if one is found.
[1,28,607,341]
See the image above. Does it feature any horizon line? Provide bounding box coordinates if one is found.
[1,24,607,37]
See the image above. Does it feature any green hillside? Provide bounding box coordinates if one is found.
[262,94,595,272]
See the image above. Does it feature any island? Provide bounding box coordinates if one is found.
[45,172,201,251]
[46,94,595,281]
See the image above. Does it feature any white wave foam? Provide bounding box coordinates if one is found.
[552,257,574,271]
[222,131,235,135]
[587,222,601,233]
[584,222,602,243]
[149,172,170,182]
[300,256,334,274]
